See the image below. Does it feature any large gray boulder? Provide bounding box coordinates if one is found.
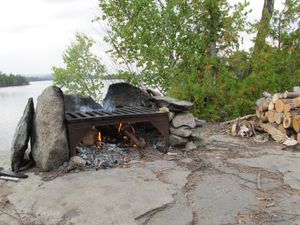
[31,86,69,171]
[103,82,151,112]
[11,98,34,172]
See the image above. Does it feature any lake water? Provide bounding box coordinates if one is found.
[0,80,115,152]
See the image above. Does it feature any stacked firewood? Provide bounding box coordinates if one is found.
[255,91,300,145]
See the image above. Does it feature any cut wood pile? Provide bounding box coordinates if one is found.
[227,90,300,146]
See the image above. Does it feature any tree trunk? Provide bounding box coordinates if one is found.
[247,0,275,74]
[252,0,275,57]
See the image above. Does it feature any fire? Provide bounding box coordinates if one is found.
[97,131,102,142]
[118,123,123,133]
[96,131,103,148]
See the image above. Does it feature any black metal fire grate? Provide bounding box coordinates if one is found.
[65,106,169,157]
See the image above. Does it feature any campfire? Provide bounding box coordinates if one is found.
[75,122,160,169]
[91,123,145,149]
[11,82,198,172]
[65,106,169,158]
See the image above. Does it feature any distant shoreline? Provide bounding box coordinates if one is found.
[0,83,29,88]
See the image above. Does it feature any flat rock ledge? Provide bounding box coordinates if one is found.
[151,96,193,112]
[2,160,192,225]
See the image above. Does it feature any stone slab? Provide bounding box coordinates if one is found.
[4,167,176,225]
[229,152,300,190]
[191,174,256,225]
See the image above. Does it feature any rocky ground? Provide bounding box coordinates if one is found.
[1,123,300,225]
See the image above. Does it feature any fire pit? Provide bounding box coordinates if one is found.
[65,106,169,157]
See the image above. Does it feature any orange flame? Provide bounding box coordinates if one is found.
[118,123,123,133]
[96,131,103,148]
[97,131,102,142]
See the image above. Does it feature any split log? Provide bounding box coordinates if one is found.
[292,97,300,107]
[259,99,270,111]
[269,122,278,129]
[283,103,296,114]
[277,124,287,135]
[283,116,292,128]
[292,115,300,133]
[261,112,268,122]
[272,93,283,104]
[297,133,300,144]
[274,112,284,124]
[260,123,288,143]
[266,110,275,123]
[275,99,293,113]
[283,91,300,99]
[268,102,274,111]
[231,121,238,136]
[278,125,294,137]
[284,111,291,118]
[256,109,268,122]
[256,108,262,118]
[260,123,297,146]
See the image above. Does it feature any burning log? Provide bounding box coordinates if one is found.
[119,124,146,149]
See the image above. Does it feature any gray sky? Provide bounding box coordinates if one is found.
[0,0,283,75]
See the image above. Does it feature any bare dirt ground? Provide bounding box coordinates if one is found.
[1,123,300,225]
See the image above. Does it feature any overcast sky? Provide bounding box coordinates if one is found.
[0,0,283,75]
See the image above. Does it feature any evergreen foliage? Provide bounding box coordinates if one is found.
[0,72,29,87]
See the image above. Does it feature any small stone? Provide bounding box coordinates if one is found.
[82,128,97,146]
[172,113,196,129]
[169,134,188,147]
[195,118,206,127]
[185,141,197,151]
[170,126,192,138]
[70,156,86,167]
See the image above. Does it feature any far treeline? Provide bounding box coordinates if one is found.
[0,71,29,87]
[53,0,300,121]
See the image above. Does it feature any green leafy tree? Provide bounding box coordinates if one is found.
[98,0,250,120]
[97,0,299,121]
[53,33,105,102]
